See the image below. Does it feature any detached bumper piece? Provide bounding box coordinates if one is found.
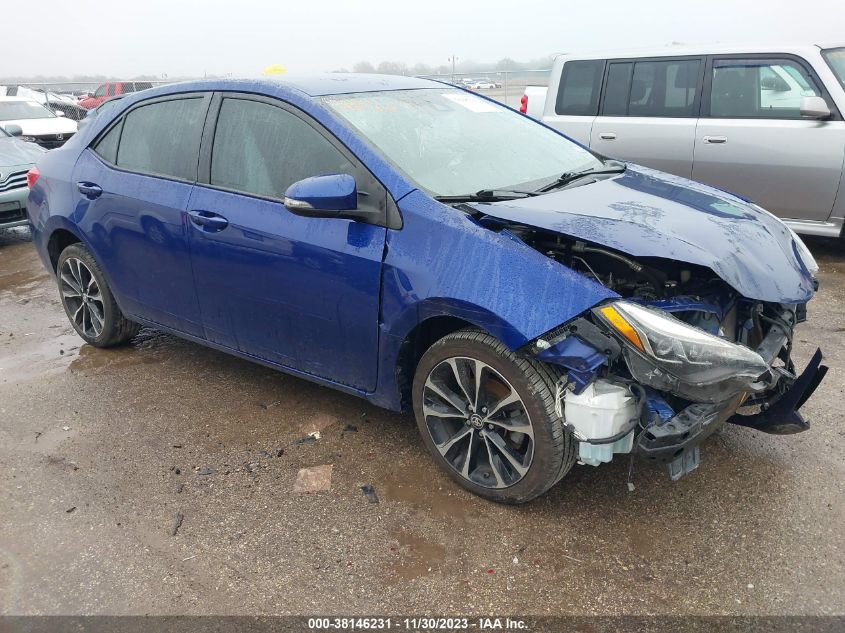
[728,348,827,435]
[635,393,746,480]
[635,349,827,480]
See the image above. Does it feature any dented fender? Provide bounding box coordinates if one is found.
[371,191,616,410]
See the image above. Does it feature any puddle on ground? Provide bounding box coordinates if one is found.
[379,466,472,521]
[0,242,50,299]
[386,531,447,582]
[69,330,170,372]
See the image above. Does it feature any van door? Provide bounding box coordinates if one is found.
[590,57,704,178]
[543,59,605,145]
[692,56,845,222]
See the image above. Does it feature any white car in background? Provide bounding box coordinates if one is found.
[0,97,77,149]
[469,79,500,89]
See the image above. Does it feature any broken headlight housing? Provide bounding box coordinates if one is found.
[593,301,770,403]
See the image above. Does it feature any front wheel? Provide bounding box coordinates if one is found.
[412,329,576,504]
[57,243,140,347]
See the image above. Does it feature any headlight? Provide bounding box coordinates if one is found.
[594,301,769,403]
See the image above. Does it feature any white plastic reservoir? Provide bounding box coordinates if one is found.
[564,380,638,466]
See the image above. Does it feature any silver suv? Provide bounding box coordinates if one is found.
[529,44,845,237]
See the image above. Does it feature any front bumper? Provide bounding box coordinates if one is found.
[0,186,30,229]
[634,347,827,478]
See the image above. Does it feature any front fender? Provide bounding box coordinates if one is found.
[372,191,617,409]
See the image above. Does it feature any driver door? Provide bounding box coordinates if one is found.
[186,94,389,391]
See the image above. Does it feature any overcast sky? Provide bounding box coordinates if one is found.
[2,0,844,78]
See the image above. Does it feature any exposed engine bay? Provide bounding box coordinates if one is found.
[480,218,828,481]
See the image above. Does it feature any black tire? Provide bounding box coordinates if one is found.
[412,329,576,504]
[56,243,140,347]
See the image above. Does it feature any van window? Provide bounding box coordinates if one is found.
[627,59,700,117]
[116,97,206,180]
[602,62,633,116]
[555,60,604,116]
[710,59,822,119]
[210,98,354,199]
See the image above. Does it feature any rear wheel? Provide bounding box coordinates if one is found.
[412,329,576,504]
[57,243,140,347]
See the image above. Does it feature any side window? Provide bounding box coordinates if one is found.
[710,58,822,119]
[93,85,107,97]
[106,84,117,97]
[627,59,701,117]
[116,97,206,180]
[555,60,605,116]
[210,98,354,199]
[92,120,122,164]
[602,62,633,116]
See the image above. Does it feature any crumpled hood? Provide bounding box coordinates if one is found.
[472,165,816,303]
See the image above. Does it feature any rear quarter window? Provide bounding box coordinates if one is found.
[555,59,605,116]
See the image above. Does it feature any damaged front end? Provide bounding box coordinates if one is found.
[507,226,827,481]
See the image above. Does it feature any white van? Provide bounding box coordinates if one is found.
[522,44,845,237]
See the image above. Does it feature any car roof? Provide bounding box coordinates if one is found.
[554,42,845,61]
[151,73,445,98]
[0,96,39,103]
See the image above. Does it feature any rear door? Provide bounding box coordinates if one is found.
[543,59,605,145]
[692,55,845,222]
[590,57,704,177]
[186,93,388,391]
[72,93,210,336]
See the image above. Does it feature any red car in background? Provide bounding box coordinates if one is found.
[78,81,153,109]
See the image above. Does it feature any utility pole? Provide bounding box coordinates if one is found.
[448,54,458,84]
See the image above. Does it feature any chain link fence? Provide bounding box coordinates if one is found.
[2,70,550,119]
[0,81,173,121]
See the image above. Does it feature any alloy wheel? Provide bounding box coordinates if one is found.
[422,356,534,488]
[60,257,105,338]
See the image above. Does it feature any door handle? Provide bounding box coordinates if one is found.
[188,210,229,232]
[598,132,617,140]
[703,135,728,144]
[77,181,103,199]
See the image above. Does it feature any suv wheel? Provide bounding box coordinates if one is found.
[412,329,576,504]
[57,243,140,347]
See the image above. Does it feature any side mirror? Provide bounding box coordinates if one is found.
[284,174,358,218]
[4,124,23,137]
[800,96,831,119]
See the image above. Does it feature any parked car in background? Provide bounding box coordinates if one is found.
[1,86,88,121]
[27,75,824,503]
[0,98,77,148]
[76,94,128,134]
[78,82,154,110]
[522,43,845,237]
[0,125,45,229]
[469,79,500,89]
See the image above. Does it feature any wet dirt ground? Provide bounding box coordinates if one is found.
[0,226,842,616]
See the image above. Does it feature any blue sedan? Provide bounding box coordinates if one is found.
[26,75,825,502]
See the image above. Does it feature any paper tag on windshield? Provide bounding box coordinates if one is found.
[442,92,499,112]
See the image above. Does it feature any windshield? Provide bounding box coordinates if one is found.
[0,100,55,121]
[823,47,845,90]
[321,88,603,197]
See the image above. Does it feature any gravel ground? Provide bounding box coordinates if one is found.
[0,226,842,616]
